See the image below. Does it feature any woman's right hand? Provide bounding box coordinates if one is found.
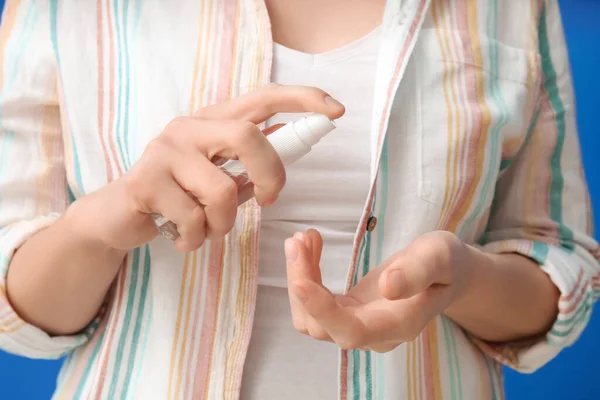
[65,85,345,253]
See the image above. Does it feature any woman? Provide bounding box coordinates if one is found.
[0,0,597,399]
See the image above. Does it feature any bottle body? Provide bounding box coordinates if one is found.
[152,114,336,240]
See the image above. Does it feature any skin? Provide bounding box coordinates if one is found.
[271,0,560,347]
[285,230,559,350]
[7,85,345,336]
[7,0,559,349]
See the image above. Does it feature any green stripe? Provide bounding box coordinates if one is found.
[538,6,575,250]
[129,0,142,162]
[128,5,149,395]
[352,349,361,400]
[550,291,594,335]
[120,245,151,400]
[50,0,85,192]
[362,230,372,400]
[112,0,132,168]
[531,241,550,264]
[374,138,390,400]
[0,1,36,207]
[483,353,500,400]
[122,0,132,167]
[107,247,141,398]
[459,0,508,238]
[131,292,153,394]
[348,235,365,398]
[72,331,106,399]
[353,238,366,287]
[112,0,128,169]
[0,131,15,211]
[441,317,458,400]
[1,1,37,100]
[500,108,540,171]
[548,313,591,346]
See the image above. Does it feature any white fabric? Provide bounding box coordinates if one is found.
[241,28,381,399]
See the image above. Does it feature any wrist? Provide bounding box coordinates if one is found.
[63,200,127,260]
[444,244,494,317]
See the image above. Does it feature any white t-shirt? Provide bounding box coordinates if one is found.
[241,27,380,399]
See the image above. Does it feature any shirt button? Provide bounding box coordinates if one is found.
[366,216,378,232]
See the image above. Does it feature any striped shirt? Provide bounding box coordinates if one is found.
[0,0,599,399]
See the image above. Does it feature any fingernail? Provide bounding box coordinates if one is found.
[325,96,344,110]
[293,232,305,244]
[285,238,298,261]
[294,285,308,303]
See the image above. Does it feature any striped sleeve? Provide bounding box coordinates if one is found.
[476,0,600,373]
[0,0,93,358]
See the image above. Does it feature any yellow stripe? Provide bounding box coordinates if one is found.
[431,0,461,230]
[406,341,413,400]
[169,1,214,395]
[223,1,266,394]
[417,335,423,400]
[521,0,543,237]
[167,252,191,399]
[198,0,215,107]
[427,320,443,400]
[411,340,417,400]
[36,86,62,215]
[445,0,491,232]
[173,250,198,399]
[189,0,208,113]
[0,0,22,90]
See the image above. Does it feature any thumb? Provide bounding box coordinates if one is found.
[378,255,441,300]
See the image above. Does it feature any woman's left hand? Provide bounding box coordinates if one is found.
[284,229,475,353]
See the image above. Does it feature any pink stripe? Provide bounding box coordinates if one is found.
[437,4,468,229]
[230,205,263,396]
[421,327,435,399]
[90,257,128,399]
[96,0,113,182]
[190,3,239,397]
[104,0,122,178]
[57,309,110,398]
[340,2,430,396]
[89,3,125,397]
[438,5,481,230]
[182,247,206,400]
[191,240,224,398]
[215,0,236,102]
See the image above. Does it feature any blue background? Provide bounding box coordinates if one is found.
[0,1,598,399]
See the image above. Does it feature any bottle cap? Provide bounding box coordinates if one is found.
[292,114,336,147]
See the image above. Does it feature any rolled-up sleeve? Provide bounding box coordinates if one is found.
[0,0,94,359]
[476,0,600,373]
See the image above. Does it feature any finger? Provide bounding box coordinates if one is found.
[151,178,206,251]
[171,155,238,239]
[378,254,443,301]
[295,231,323,284]
[287,233,323,284]
[285,237,309,333]
[163,118,285,206]
[194,84,345,123]
[190,119,286,206]
[294,279,366,350]
[305,229,323,274]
